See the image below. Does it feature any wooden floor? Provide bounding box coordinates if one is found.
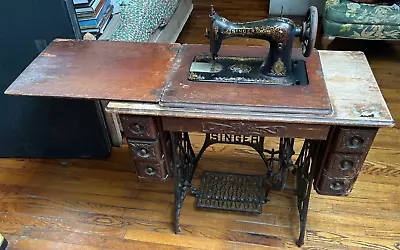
[1,0,400,249]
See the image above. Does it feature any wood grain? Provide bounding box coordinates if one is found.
[5,40,181,103]
[162,117,330,139]
[0,0,399,249]
[107,49,394,128]
[161,45,331,115]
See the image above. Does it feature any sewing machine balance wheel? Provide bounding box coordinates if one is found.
[301,6,318,57]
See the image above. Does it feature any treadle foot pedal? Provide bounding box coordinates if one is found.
[196,171,267,214]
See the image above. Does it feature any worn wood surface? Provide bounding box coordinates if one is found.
[161,45,331,114]
[107,49,394,128]
[5,40,180,102]
[162,117,330,139]
[1,0,399,249]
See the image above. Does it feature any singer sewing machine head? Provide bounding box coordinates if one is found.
[188,6,318,86]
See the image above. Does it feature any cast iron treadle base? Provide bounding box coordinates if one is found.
[195,171,267,214]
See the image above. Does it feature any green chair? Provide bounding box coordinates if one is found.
[322,0,400,48]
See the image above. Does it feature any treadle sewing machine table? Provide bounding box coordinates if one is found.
[5,40,394,246]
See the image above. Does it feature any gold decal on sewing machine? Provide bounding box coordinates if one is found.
[229,64,252,74]
[223,26,288,41]
[214,26,219,40]
[271,58,286,76]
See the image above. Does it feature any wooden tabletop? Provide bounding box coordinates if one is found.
[5,39,180,103]
[4,39,394,127]
[107,50,395,128]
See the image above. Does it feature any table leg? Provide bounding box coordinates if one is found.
[295,139,321,247]
[170,131,196,233]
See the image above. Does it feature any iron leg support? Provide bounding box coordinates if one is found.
[295,140,321,247]
[296,178,313,247]
[171,132,182,233]
[170,132,321,247]
[170,132,196,234]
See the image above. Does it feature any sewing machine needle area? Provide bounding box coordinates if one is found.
[188,5,318,86]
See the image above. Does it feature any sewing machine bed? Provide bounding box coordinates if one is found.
[161,44,331,115]
[5,40,331,115]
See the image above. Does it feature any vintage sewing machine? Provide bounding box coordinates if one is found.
[164,6,329,116]
[188,6,318,86]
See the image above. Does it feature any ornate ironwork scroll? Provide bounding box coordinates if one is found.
[169,131,322,246]
[265,138,295,190]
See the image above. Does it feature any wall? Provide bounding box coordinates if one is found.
[269,0,326,16]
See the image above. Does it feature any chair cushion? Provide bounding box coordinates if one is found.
[324,0,400,39]
[325,0,400,25]
[110,0,179,42]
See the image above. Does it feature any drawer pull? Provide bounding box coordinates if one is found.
[340,160,354,171]
[138,148,149,158]
[330,181,345,191]
[348,136,364,149]
[129,123,145,135]
[145,166,156,176]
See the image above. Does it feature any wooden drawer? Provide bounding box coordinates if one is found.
[135,161,169,180]
[128,139,164,161]
[332,128,377,153]
[315,172,357,196]
[323,153,365,178]
[121,115,160,139]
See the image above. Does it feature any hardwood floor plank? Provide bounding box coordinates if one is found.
[306,230,397,250]
[0,199,297,242]
[0,184,24,197]
[0,222,23,235]
[125,220,287,247]
[19,228,193,250]
[0,214,127,238]
[14,187,167,212]
[125,229,279,249]
[4,234,101,250]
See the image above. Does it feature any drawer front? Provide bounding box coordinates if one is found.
[324,153,365,178]
[333,128,377,153]
[135,161,168,180]
[128,139,164,161]
[316,173,357,196]
[121,115,160,139]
